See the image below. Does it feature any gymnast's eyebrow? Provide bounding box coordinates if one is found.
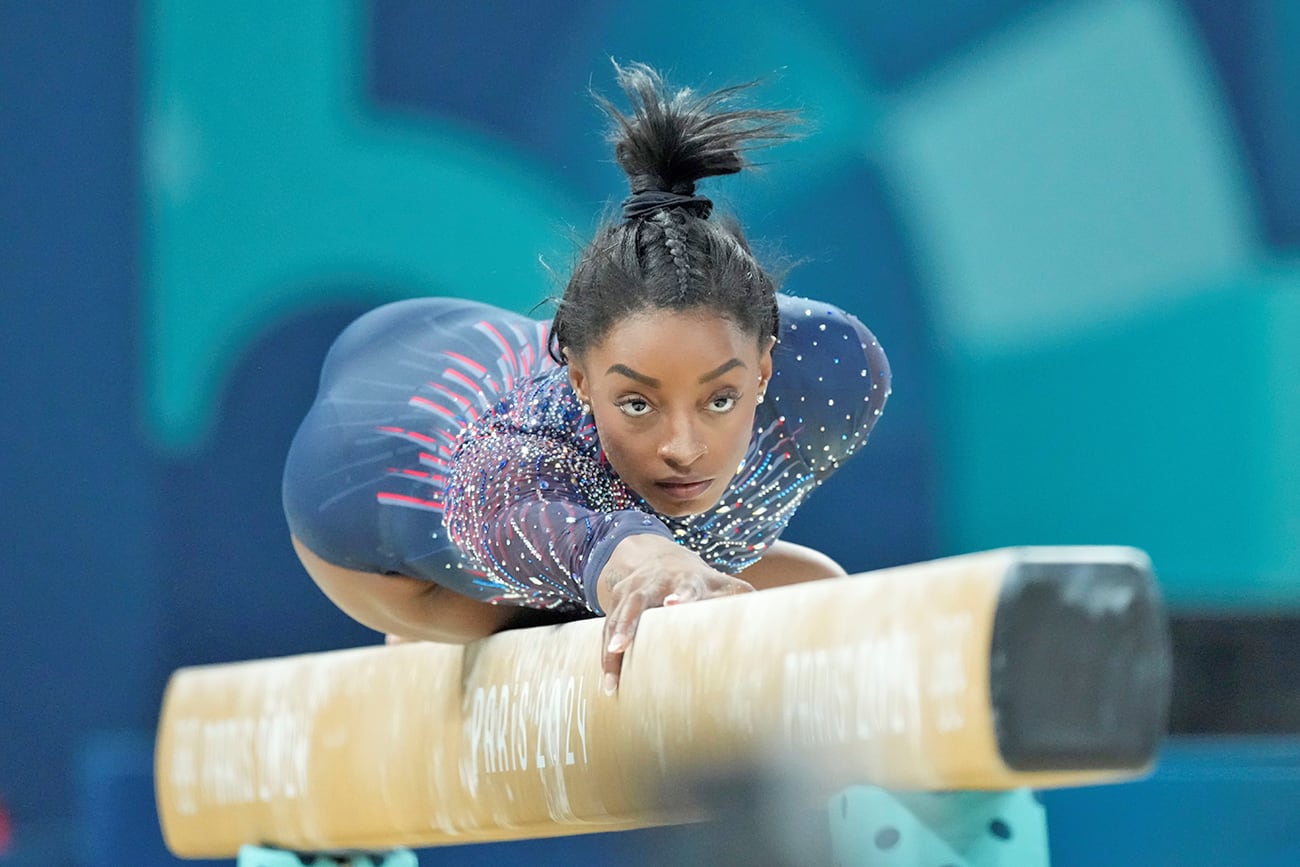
[698,358,745,383]
[606,364,661,387]
[606,359,746,387]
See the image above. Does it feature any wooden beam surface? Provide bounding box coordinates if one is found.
[155,546,1170,857]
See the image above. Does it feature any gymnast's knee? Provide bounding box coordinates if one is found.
[739,540,847,591]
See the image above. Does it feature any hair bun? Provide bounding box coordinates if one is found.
[620,190,713,221]
[599,62,795,205]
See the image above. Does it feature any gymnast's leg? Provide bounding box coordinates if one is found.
[736,540,847,592]
[283,296,566,643]
[293,536,509,643]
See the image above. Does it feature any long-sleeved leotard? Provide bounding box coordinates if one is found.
[283,295,890,616]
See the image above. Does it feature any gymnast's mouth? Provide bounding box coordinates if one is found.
[654,479,714,501]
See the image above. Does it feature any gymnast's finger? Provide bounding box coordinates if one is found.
[601,590,651,695]
[663,577,701,606]
[678,573,753,603]
[724,576,756,595]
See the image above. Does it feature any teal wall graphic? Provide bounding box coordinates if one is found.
[880,0,1257,351]
[143,0,587,450]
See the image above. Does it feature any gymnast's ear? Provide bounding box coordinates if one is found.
[566,353,590,405]
[758,334,775,384]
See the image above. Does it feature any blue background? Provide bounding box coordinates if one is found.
[2,1,1298,864]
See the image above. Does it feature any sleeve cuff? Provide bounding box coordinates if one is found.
[580,511,675,614]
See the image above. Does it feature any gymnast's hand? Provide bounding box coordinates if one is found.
[596,534,754,695]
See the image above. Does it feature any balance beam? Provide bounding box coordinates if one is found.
[155,546,1170,858]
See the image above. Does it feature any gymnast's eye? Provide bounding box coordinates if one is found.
[708,392,738,413]
[617,397,652,417]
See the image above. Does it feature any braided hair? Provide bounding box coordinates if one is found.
[550,62,795,363]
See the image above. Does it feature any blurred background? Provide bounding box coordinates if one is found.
[2,0,1298,864]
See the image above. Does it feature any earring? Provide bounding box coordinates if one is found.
[756,392,765,404]
[580,400,591,415]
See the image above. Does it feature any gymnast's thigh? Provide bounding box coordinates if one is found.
[282,296,547,590]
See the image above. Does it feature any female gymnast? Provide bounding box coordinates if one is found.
[283,63,891,694]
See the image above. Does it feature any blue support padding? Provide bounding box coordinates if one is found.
[829,787,1049,866]
[236,844,418,867]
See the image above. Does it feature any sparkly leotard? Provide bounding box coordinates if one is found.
[283,295,890,615]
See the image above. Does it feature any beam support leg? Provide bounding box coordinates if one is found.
[236,844,418,867]
[829,787,1049,866]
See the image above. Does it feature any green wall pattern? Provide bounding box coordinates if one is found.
[942,268,1300,605]
[880,0,1257,352]
[143,0,586,450]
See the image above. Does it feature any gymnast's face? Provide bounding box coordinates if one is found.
[567,308,774,517]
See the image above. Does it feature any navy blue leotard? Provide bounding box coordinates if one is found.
[283,295,890,615]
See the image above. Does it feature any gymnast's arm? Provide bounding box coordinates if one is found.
[444,430,758,690]
[773,295,892,482]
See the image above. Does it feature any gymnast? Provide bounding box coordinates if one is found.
[283,63,891,694]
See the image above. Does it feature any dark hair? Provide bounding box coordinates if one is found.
[550,62,796,364]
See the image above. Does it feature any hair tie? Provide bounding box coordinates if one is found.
[621,190,713,221]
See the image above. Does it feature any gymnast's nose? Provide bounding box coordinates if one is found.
[658,412,706,468]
